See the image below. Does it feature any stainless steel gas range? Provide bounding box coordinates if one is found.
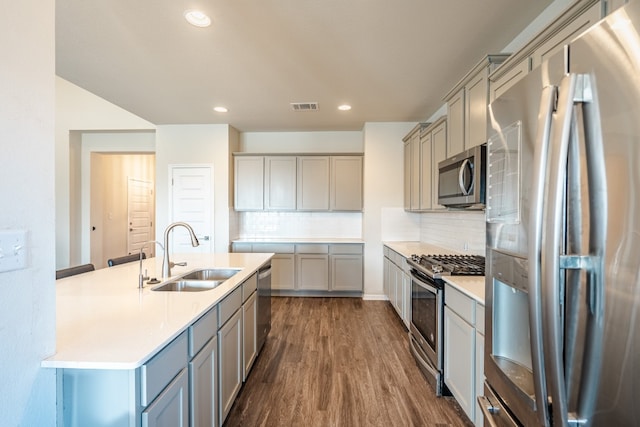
[406,254,485,396]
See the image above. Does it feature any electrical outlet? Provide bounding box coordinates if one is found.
[463,242,469,251]
[0,230,27,273]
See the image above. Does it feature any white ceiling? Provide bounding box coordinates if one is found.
[56,0,553,132]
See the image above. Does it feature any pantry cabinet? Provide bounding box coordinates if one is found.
[234,153,363,212]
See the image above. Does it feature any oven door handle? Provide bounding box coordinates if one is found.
[410,271,439,294]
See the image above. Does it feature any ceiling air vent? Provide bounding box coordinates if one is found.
[290,102,319,111]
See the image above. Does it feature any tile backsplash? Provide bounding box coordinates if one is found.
[420,210,486,255]
[238,211,363,238]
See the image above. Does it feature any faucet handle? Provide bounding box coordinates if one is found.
[171,261,188,267]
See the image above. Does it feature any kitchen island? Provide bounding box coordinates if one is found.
[43,252,273,427]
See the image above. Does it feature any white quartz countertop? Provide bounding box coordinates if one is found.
[383,241,485,304]
[233,237,363,244]
[42,253,272,370]
[443,276,485,305]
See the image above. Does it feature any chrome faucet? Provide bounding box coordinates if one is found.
[138,240,164,288]
[162,222,200,278]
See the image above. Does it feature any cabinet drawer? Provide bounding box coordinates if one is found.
[296,244,329,254]
[189,306,218,358]
[476,304,485,335]
[242,273,257,302]
[141,331,188,406]
[329,244,363,255]
[391,250,405,266]
[252,243,295,254]
[445,284,475,325]
[219,287,242,327]
[383,246,390,258]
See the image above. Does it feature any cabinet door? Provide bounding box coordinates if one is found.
[404,142,411,211]
[265,156,296,210]
[410,134,420,211]
[444,306,475,422]
[465,68,489,149]
[432,126,448,210]
[383,256,390,298]
[419,130,432,211]
[401,267,411,328]
[331,156,363,211]
[297,156,329,210]
[447,88,465,156]
[189,337,218,427]
[296,254,329,290]
[475,331,485,427]
[531,2,601,69]
[330,255,363,291]
[242,291,257,381]
[490,58,530,102]
[218,309,243,425]
[271,254,295,290]
[234,156,264,211]
[392,264,402,317]
[142,369,189,427]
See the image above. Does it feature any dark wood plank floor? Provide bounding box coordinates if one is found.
[225,297,473,427]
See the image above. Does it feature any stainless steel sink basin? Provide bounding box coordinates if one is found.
[151,268,242,292]
[181,268,241,281]
[152,279,223,292]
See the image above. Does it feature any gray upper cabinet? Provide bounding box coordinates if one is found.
[297,156,330,210]
[489,0,603,103]
[234,153,363,212]
[444,55,508,155]
[234,156,264,211]
[430,119,448,210]
[265,156,297,211]
[419,129,433,211]
[446,89,465,156]
[331,156,363,211]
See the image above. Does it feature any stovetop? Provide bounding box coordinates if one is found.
[407,254,485,279]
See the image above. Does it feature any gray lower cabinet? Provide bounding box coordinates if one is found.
[296,253,329,290]
[189,305,218,427]
[233,242,363,293]
[142,368,189,427]
[242,291,257,381]
[218,288,243,425]
[383,246,410,328]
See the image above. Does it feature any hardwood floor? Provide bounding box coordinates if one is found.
[225,297,473,427]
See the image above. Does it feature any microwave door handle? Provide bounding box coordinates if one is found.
[458,158,472,195]
[528,84,556,427]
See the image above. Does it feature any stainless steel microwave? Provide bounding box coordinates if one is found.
[437,144,486,208]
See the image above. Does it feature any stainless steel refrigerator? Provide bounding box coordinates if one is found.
[481,3,640,426]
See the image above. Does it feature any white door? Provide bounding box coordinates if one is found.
[127,178,155,256]
[170,166,213,253]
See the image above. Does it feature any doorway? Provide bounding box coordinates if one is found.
[169,165,213,253]
[89,153,155,269]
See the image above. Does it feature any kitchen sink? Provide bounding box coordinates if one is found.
[180,268,241,281]
[152,279,223,292]
[151,268,242,292]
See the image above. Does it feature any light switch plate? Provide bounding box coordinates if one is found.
[0,229,27,273]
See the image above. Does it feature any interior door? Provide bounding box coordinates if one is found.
[170,165,213,253]
[127,178,154,256]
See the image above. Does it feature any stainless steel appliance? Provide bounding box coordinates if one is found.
[408,254,485,396]
[257,263,271,351]
[438,144,486,208]
[482,4,640,425]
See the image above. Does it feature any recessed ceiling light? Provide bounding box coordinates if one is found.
[213,106,228,113]
[338,104,352,111]
[184,10,211,27]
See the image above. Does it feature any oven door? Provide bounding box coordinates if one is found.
[409,269,444,394]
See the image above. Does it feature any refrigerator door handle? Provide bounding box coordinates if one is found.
[543,73,606,427]
[542,73,578,427]
[527,84,556,427]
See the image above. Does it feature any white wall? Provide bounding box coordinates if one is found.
[0,1,56,425]
[55,77,155,268]
[155,125,235,252]
[240,131,362,152]
[363,122,418,298]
